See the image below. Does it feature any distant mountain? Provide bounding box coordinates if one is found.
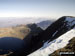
[0,25,30,39]
[0,17,53,28]
[0,18,34,27]
[27,23,43,35]
[37,20,54,30]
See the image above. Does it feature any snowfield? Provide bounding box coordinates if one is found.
[28,17,75,56]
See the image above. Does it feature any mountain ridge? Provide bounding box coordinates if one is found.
[27,16,75,56]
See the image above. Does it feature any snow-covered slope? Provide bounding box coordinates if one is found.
[28,27,75,56]
[28,16,75,56]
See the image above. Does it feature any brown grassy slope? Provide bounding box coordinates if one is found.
[0,25,30,39]
[50,37,75,56]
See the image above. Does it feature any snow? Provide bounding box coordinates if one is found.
[28,27,75,56]
[66,17,75,22]
[52,31,58,37]
[65,17,75,28]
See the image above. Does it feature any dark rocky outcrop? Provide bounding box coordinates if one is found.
[27,23,43,36]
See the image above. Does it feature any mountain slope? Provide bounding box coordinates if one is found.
[4,16,75,56]
[28,26,75,56]
[27,16,75,56]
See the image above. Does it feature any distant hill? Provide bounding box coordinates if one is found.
[0,25,30,39]
[0,23,43,40]
[37,20,54,30]
[0,17,53,28]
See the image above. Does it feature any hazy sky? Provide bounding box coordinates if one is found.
[0,0,75,18]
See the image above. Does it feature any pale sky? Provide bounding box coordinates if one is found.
[0,0,75,18]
